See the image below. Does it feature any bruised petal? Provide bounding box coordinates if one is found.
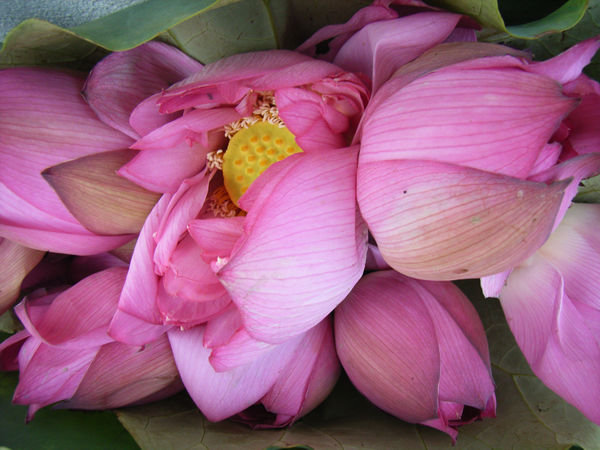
[0,238,44,314]
[42,150,160,235]
[219,147,368,343]
[360,66,576,178]
[358,160,567,280]
[84,41,202,139]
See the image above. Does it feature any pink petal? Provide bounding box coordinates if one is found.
[131,107,240,151]
[219,147,368,343]
[13,341,100,415]
[0,330,30,371]
[358,159,568,280]
[563,77,600,156]
[334,13,461,91]
[109,308,171,346]
[500,256,600,424]
[187,216,244,263]
[0,238,44,314]
[538,203,600,311]
[156,280,231,328]
[261,319,339,424]
[161,235,228,304]
[159,51,316,113]
[129,93,180,137]
[0,68,132,223]
[297,3,398,61]
[360,65,577,178]
[209,328,278,372]
[480,270,512,299]
[529,142,562,176]
[16,267,127,349]
[203,305,243,348]
[530,153,600,231]
[59,337,182,410]
[110,195,170,342]
[119,130,225,193]
[527,37,600,85]
[167,325,301,421]
[84,41,203,139]
[153,170,213,274]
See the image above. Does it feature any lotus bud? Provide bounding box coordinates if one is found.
[335,270,495,441]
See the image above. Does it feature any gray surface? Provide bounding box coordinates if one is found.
[0,0,146,43]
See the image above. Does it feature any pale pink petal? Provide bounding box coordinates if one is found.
[529,153,600,231]
[360,66,577,178]
[84,41,203,139]
[153,171,213,274]
[527,37,600,85]
[480,270,512,299]
[358,160,568,280]
[219,147,368,343]
[500,256,600,424]
[187,216,244,263]
[538,203,600,311]
[59,337,182,410]
[16,268,127,349]
[0,238,44,314]
[168,326,301,421]
[119,130,224,193]
[334,13,461,91]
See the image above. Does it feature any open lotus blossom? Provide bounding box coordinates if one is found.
[335,270,496,441]
[0,267,183,420]
[356,38,600,280]
[482,203,600,425]
[98,43,370,351]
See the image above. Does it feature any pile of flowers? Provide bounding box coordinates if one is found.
[1,0,599,443]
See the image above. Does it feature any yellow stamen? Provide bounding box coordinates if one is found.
[222,122,302,207]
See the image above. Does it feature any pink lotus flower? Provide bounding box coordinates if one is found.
[482,203,600,425]
[100,44,370,349]
[356,39,600,280]
[335,270,495,441]
[0,267,182,420]
[0,41,201,255]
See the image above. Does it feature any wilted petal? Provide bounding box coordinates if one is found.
[219,147,368,343]
[358,160,567,280]
[360,63,576,178]
[334,13,461,91]
[84,41,202,139]
[0,239,44,314]
[168,326,300,421]
[42,150,160,235]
